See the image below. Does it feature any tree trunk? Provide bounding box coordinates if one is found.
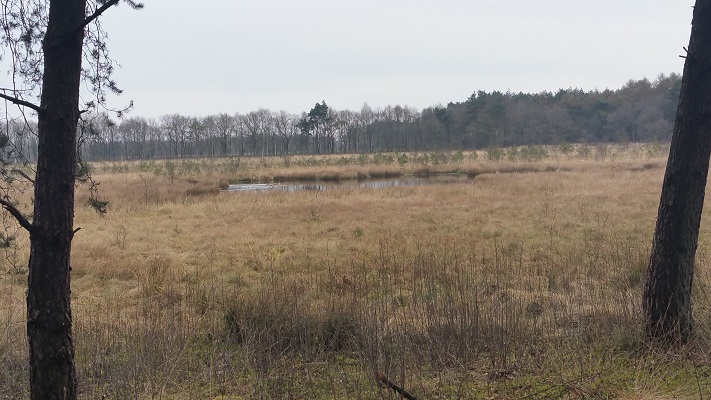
[27,0,86,398]
[643,0,711,343]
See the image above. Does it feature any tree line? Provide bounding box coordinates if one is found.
[3,73,681,162]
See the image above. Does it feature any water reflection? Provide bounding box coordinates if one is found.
[225,175,471,193]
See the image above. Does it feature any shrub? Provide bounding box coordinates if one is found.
[487,146,503,161]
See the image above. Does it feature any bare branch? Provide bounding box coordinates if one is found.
[0,92,41,113]
[0,198,33,233]
[11,168,35,184]
[79,0,121,32]
[78,0,144,34]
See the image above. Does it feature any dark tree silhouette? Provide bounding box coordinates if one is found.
[644,0,711,343]
[0,0,142,398]
[297,101,332,153]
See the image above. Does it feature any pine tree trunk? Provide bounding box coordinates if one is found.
[644,0,711,343]
[27,0,86,398]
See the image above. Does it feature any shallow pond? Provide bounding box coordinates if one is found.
[225,175,472,193]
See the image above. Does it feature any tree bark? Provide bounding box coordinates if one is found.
[27,0,86,398]
[644,0,711,343]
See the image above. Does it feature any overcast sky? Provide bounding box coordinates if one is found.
[99,1,693,119]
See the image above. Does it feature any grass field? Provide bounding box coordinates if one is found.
[2,143,711,398]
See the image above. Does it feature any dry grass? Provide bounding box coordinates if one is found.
[2,143,711,398]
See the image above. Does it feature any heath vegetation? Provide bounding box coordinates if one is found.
[2,143,711,398]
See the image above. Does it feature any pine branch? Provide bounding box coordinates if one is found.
[0,92,41,114]
[11,169,35,185]
[80,0,120,32]
[79,0,144,33]
[0,199,34,233]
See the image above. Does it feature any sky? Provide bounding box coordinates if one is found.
[98,1,694,119]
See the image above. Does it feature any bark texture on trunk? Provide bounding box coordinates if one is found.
[27,0,86,398]
[644,0,711,343]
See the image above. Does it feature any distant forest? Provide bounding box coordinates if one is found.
[5,73,681,161]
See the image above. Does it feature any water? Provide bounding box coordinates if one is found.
[225,175,472,193]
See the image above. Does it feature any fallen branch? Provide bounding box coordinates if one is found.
[374,370,418,400]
